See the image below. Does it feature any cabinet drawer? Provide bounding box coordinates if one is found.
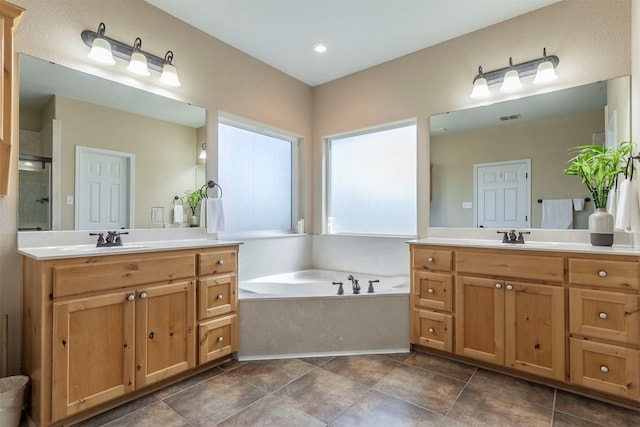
[570,338,639,401]
[456,251,563,283]
[199,249,237,276]
[198,274,237,320]
[412,247,452,272]
[53,254,196,297]
[568,259,639,291]
[198,314,238,364]
[412,271,452,312]
[570,288,639,345]
[411,309,452,352]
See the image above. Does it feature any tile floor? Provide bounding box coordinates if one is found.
[71,352,638,427]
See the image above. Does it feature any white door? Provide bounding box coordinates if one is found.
[475,159,530,229]
[75,146,134,230]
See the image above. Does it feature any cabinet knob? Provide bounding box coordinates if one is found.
[127,294,135,301]
[495,283,502,289]
[217,259,224,265]
[427,288,434,294]
[216,294,224,300]
[598,270,607,277]
[599,312,608,320]
[427,257,434,263]
[139,292,148,299]
[600,365,609,373]
[428,328,435,333]
[506,284,513,290]
[216,336,224,343]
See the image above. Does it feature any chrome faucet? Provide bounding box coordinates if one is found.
[497,229,530,244]
[89,230,129,247]
[347,274,361,294]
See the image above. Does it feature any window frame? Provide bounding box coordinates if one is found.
[217,113,300,239]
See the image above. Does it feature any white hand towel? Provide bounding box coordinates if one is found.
[173,205,183,224]
[541,199,573,229]
[572,198,585,211]
[206,198,225,233]
[614,179,640,231]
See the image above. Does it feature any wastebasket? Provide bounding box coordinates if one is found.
[0,375,28,427]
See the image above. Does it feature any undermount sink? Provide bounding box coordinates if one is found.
[58,244,152,253]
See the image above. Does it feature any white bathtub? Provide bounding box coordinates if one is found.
[238,269,410,360]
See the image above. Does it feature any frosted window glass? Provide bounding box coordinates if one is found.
[219,123,292,232]
[329,124,416,235]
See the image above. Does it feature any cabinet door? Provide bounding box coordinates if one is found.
[52,291,135,421]
[455,275,505,365]
[412,271,452,312]
[135,280,196,388]
[505,281,565,381]
[411,309,453,352]
[198,274,237,320]
[199,314,238,364]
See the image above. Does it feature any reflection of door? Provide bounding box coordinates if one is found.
[474,159,530,228]
[75,146,133,230]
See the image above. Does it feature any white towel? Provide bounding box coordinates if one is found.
[614,179,640,231]
[572,198,585,211]
[541,199,573,229]
[173,205,183,224]
[206,198,225,233]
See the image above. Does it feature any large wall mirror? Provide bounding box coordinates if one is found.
[429,76,631,230]
[18,54,207,231]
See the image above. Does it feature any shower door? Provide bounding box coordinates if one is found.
[18,157,52,230]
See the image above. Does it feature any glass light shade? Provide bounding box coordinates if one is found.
[199,146,207,160]
[470,77,490,99]
[501,69,521,92]
[533,60,557,84]
[127,51,150,76]
[159,63,181,87]
[88,37,115,65]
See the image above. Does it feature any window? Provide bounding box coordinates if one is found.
[218,119,295,233]
[327,122,417,236]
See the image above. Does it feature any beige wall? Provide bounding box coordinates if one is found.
[430,110,603,229]
[55,95,199,229]
[312,0,631,235]
[607,76,632,144]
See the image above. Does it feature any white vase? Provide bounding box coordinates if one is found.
[190,215,199,227]
[589,208,613,246]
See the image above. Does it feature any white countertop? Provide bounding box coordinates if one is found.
[410,237,640,256]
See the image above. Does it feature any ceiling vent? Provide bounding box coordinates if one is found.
[499,114,521,121]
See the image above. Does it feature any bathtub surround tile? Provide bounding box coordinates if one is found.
[229,358,315,392]
[164,372,267,426]
[330,389,443,427]
[152,366,224,400]
[274,368,369,423]
[321,354,401,387]
[216,394,326,427]
[404,352,476,381]
[554,390,640,426]
[102,401,190,427]
[466,369,555,408]
[374,364,466,415]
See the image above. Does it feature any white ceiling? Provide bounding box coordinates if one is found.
[145,0,561,87]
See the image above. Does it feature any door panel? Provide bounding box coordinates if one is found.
[475,160,530,228]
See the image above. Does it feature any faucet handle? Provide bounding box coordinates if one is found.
[497,230,509,243]
[368,279,379,294]
[89,232,105,245]
[517,231,531,242]
[332,281,344,295]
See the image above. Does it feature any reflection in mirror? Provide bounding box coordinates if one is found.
[429,76,630,230]
[18,54,207,231]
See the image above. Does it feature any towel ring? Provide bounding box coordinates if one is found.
[172,196,183,206]
[202,180,223,198]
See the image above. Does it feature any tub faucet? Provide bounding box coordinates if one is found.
[332,281,344,295]
[347,274,360,294]
[368,279,379,293]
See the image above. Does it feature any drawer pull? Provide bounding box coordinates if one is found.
[428,328,435,333]
[216,294,224,300]
[495,283,502,289]
[427,288,434,294]
[139,292,148,299]
[427,257,434,263]
[217,259,225,265]
[598,270,607,277]
[216,336,224,343]
[506,284,513,291]
[598,312,608,320]
[127,294,135,301]
[600,365,609,373]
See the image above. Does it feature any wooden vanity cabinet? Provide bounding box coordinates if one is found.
[23,245,239,426]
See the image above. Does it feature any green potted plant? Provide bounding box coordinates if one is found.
[185,188,206,227]
[564,141,632,245]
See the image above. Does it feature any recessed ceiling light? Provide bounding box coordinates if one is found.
[313,42,328,54]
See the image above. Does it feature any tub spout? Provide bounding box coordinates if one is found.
[347,274,361,294]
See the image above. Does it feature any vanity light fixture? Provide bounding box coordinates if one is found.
[81,23,181,86]
[470,48,559,98]
[199,143,207,160]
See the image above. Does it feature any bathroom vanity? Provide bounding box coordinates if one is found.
[21,241,239,426]
[410,239,639,409]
